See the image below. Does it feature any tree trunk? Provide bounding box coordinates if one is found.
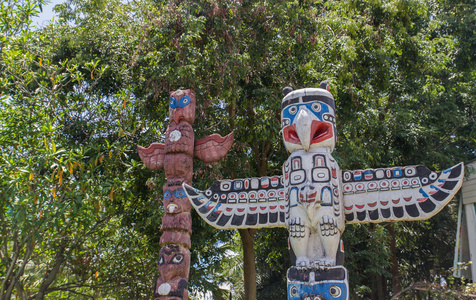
[388,223,401,295]
[239,228,257,300]
[35,243,66,300]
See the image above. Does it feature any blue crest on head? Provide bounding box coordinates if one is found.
[281,87,336,129]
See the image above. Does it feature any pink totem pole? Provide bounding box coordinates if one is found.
[137,89,234,299]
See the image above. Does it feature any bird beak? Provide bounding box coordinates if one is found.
[173,110,184,124]
[295,109,312,152]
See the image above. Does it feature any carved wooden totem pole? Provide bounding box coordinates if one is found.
[137,89,233,299]
[183,83,464,300]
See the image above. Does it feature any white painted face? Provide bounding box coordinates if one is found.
[281,88,336,153]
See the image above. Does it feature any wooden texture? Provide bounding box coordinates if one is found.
[137,89,233,299]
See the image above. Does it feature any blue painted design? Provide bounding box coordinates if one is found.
[321,186,333,206]
[393,168,402,177]
[234,180,243,190]
[289,187,299,207]
[175,189,186,198]
[288,281,348,300]
[438,179,445,183]
[444,168,452,174]
[178,96,191,108]
[364,170,373,180]
[169,97,177,109]
[287,266,349,300]
[282,102,330,126]
[213,203,222,212]
[430,185,439,191]
[419,188,429,198]
[164,190,171,199]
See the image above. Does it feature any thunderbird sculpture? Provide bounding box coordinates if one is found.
[182,83,463,299]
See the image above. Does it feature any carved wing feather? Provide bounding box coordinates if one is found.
[342,163,464,224]
[183,175,286,230]
[137,143,166,170]
[194,132,234,163]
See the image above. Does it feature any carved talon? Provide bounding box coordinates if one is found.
[289,217,306,238]
[319,215,338,236]
[296,258,310,268]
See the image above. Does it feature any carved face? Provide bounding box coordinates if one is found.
[163,185,192,214]
[157,244,190,282]
[169,89,196,125]
[287,266,348,300]
[281,87,336,153]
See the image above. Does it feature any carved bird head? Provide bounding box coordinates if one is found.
[281,83,336,153]
[169,89,196,125]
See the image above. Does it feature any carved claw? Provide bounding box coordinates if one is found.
[289,217,306,238]
[311,260,332,271]
[296,258,310,268]
[319,215,338,236]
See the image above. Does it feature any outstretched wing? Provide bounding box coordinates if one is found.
[342,163,464,224]
[183,176,286,230]
[194,132,234,163]
[137,143,166,170]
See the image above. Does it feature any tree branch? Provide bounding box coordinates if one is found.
[34,241,67,300]
[5,239,34,300]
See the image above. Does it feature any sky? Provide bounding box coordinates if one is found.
[32,0,63,28]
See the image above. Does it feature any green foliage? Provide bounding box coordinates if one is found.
[0,1,160,298]
[1,0,475,298]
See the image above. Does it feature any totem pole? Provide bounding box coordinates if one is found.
[137,89,233,299]
[183,83,464,299]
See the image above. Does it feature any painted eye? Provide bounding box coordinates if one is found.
[169,97,177,109]
[288,106,298,115]
[158,255,165,265]
[175,190,185,198]
[164,191,171,199]
[178,96,191,108]
[172,254,184,264]
[329,285,342,298]
[311,102,321,112]
[289,285,297,297]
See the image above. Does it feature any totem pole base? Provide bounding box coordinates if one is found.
[287,265,349,300]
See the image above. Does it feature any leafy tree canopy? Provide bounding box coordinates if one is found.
[1,0,475,299]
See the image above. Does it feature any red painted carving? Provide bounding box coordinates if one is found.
[155,244,190,299]
[163,153,193,184]
[161,213,192,233]
[165,122,195,156]
[163,185,192,214]
[159,231,192,248]
[137,143,165,170]
[194,132,234,163]
[137,89,233,299]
